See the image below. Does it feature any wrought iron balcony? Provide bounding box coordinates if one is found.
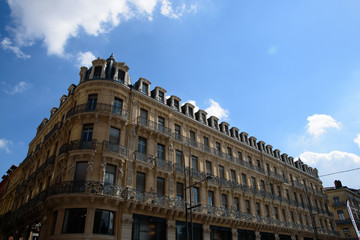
[293,180,305,190]
[66,103,129,120]
[269,171,287,183]
[135,152,154,164]
[137,117,171,137]
[58,140,98,155]
[156,158,173,171]
[102,141,127,157]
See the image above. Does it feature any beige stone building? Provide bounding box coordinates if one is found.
[0,54,339,240]
[325,180,360,240]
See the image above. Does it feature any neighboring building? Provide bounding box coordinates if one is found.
[325,180,360,240]
[0,54,339,240]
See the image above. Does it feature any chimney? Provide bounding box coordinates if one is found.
[334,180,342,188]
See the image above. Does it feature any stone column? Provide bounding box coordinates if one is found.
[167,220,176,240]
[121,213,133,240]
[203,224,211,240]
[275,233,280,240]
[291,235,296,240]
[232,228,238,240]
[53,208,64,235]
[255,231,261,240]
[84,207,95,236]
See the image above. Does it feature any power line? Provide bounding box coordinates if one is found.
[319,167,360,177]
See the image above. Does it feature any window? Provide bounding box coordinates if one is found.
[242,174,247,186]
[137,137,146,154]
[94,66,102,78]
[193,187,199,204]
[231,170,236,183]
[87,94,97,111]
[74,162,87,182]
[261,180,266,191]
[266,163,270,175]
[62,208,87,233]
[157,177,165,196]
[333,197,340,204]
[213,119,218,129]
[282,209,287,221]
[201,113,206,124]
[216,142,221,156]
[291,212,295,222]
[270,183,274,194]
[227,147,232,159]
[174,99,179,110]
[286,189,290,200]
[234,197,240,211]
[257,160,261,168]
[157,144,165,160]
[222,194,227,209]
[190,131,196,145]
[274,207,279,219]
[251,177,256,189]
[208,191,214,206]
[245,200,251,214]
[142,82,148,94]
[265,205,270,217]
[277,186,282,197]
[139,109,148,125]
[175,124,181,140]
[104,164,116,185]
[136,172,146,191]
[188,107,193,117]
[192,156,198,171]
[294,192,298,203]
[93,209,114,235]
[158,91,164,102]
[109,127,120,144]
[176,182,184,199]
[238,151,243,161]
[81,124,93,142]
[176,150,183,166]
[203,137,209,150]
[158,116,165,133]
[256,202,260,215]
[248,156,252,165]
[113,98,123,115]
[298,213,303,224]
[219,165,225,179]
[117,69,125,83]
[338,210,345,220]
[206,161,212,175]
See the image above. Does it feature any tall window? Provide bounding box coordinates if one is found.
[192,156,198,171]
[270,183,274,194]
[112,97,123,115]
[157,144,165,160]
[208,191,214,206]
[234,197,240,211]
[203,137,209,151]
[174,99,179,110]
[193,187,199,204]
[176,150,183,166]
[158,116,165,133]
[93,209,114,235]
[338,210,345,220]
[248,156,252,165]
[257,160,261,169]
[190,131,196,146]
[227,147,232,159]
[104,164,116,185]
[277,186,282,197]
[93,66,102,78]
[206,161,212,175]
[62,208,87,233]
[231,170,236,183]
[139,109,148,125]
[175,124,181,140]
[274,207,279,219]
[157,177,165,196]
[245,200,251,214]
[87,94,97,111]
[118,70,125,83]
[176,182,184,199]
[137,137,146,154]
[109,127,120,144]
[222,194,227,209]
[333,197,340,204]
[242,174,247,186]
[256,202,260,215]
[74,162,87,182]
[282,209,287,221]
[251,177,256,189]
[188,107,193,117]
[142,82,148,94]
[81,124,93,142]
[238,151,243,161]
[201,113,206,124]
[261,180,266,191]
[158,91,164,102]
[216,142,221,155]
[265,205,270,217]
[136,172,146,192]
[219,165,225,180]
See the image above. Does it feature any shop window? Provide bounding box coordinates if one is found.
[93,209,114,235]
[176,221,203,240]
[62,208,87,233]
[132,215,166,240]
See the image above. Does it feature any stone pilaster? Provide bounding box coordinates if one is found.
[255,231,261,240]
[121,213,133,240]
[203,224,211,240]
[167,220,176,240]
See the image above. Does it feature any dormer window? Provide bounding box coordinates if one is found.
[158,91,164,102]
[201,114,206,123]
[214,119,218,130]
[188,107,193,118]
[225,125,229,135]
[118,70,125,83]
[142,83,148,95]
[174,99,179,110]
[94,66,102,78]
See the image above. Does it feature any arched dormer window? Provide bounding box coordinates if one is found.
[89,58,106,79]
[114,62,130,84]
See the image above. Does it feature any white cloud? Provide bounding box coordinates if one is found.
[4,0,197,57]
[3,81,32,95]
[0,138,12,154]
[299,150,360,187]
[205,99,229,121]
[77,51,96,68]
[184,100,199,112]
[0,37,30,59]
[306,114,341,137]
[354,134,360,148]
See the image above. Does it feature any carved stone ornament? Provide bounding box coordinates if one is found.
[92,57,106,66]
[116,62,130,72]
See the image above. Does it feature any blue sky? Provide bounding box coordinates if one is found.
[1,0,360,188]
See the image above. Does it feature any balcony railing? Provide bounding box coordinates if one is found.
[293,180,305,190]
[135,152,154,164]
[156,158,173,171]
[66,103,129,120]
[102,141,127,157]
[138,117,171,137]
[58,140,98,155]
